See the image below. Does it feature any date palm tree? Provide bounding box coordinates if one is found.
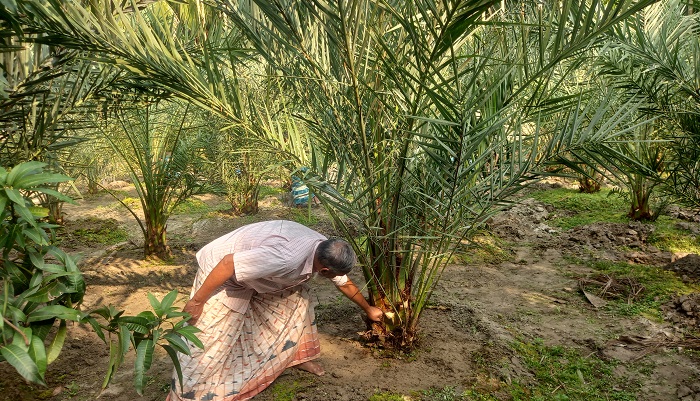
[598,0,700,209]
[223,0,657,347]
[7,0,658,347]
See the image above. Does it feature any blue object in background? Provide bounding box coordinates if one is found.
[291,175,309,206]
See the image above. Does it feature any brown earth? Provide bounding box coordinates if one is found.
[1,182,699,401]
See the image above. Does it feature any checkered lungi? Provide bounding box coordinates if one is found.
[166,286,319,401]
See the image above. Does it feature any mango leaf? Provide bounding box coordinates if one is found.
[28,334,47,378]
[13,172,72,189]
[46,321,67,364]
[176,325,203,350]
[133,339,154,395]
[14,202,38,228]
[27,305,82,323]
[102,340,120,389]
[22,227,49,245]
[161,344,184,392]
[163,332,190,355]
[147,293,163,318]
[28,250,46,270]
[82,316,106,344]
[0,344,45,385]
[119,316,149,334]
[118,325,132,362]
[0,195,7,214]
[164,310,189,319]
[159,290,178,312]
[28,206,50,219]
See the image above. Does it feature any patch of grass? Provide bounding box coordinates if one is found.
[172,198,210,214]
[70,219,129,245]
[453,231,513,265]
[369,391,406,401]
[585,260,698,318]
[259,185,286,198]
[287,208,319,226]
[505,339,637,401]
[647,216,700,254]
[269,380,302,401]
[529,188,628,229]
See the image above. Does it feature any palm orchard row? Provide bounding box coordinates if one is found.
[1,0,698,393]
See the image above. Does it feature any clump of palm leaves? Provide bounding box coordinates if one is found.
[103,101,218,259]
[597,0,700,210]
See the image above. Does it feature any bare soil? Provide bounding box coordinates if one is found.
[1,182,699,401]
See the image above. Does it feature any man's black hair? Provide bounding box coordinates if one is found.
[316,238,356,275]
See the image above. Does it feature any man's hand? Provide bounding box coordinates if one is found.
[183,298,205,325]
[365,306,384,322]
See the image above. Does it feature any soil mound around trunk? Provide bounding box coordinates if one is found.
[664,254,700,283]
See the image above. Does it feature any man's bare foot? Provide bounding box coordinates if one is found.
[294,361,325,376]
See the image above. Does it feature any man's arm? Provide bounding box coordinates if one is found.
[183,254,234,324]
[336,279,383,322]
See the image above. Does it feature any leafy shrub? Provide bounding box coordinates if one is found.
[0,162,200,394]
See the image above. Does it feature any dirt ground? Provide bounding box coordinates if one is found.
[1,181,699,401]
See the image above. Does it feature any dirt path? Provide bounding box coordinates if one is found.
[1,187,699,401]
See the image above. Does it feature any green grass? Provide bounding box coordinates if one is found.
[584,259,698,318]
[70,219,129,245]
[529,188,700,253]
[421,339,639,401]
[647,215,700,254]
[529,188,628,229]
[172,197,230,215]
[259,184,286,198]
[269,380,302,401]
[505,339,638,401]
[452,231,513,265]
[369,391,406,401]
[287,207,319,226]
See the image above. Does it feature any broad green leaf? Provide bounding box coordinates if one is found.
[46,321,67,364]
[0,344,45,385]
[4,187,26,205]
[14,203,38,228]
[159,290,178,312]
[163,332,190,355]
[12,173,72,189]
[118,325,131,361]
[82,316,107,344]
[161,344,184,393]
[5,162,46,187]
[147,293,163,318]
[28,335,47,378]
[102,340,119,389]
[27,305,82,323]
[164,310,189,319]
[134,339,154,395]
[28,207,50,219]
[119,316,150,334]
[176,325,203,350]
